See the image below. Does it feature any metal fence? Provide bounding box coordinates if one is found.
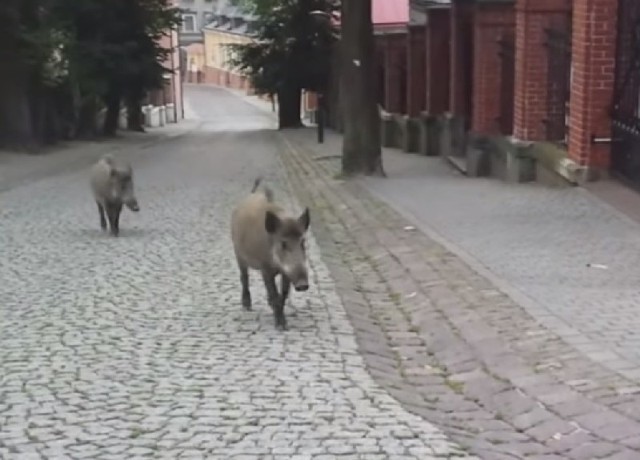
[611,0,640,185]
[543,21,572,143]
[497,31,515,135]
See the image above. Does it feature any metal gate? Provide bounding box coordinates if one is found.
[497,31,515,135]
[611,0,640,184]
[544,15,572,144]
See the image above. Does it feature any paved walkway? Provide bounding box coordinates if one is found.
[284,127,640,377]
[278,120,640,459]
[0,85,471,459]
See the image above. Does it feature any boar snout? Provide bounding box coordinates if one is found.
[294,281,309,292]
[289,268,309,292]
[126,199,140,212]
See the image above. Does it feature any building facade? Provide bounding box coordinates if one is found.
[368,0,640,186]
[201,6,255,90]
[148,0,185,121]
[178,0,217,46]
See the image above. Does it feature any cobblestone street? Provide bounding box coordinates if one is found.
[0,86,471,459]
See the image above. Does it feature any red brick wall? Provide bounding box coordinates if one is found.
[472,3,515,135]
[203,66,254,93]
[186,71,204,84]
[567,0,617,170]
[513,0,571,141]
[407,26,426,117]
[426,9,451,115]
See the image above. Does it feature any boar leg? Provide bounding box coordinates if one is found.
[114,204,122,232]
[261,270,278,311]
[277,275,291,330]
[97,203,107,231]
[239,262,252,310]
[106,202,123,237]
[261,270,285,329]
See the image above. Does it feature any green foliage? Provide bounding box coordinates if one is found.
[228,0,339,96]
[0,0,181,142]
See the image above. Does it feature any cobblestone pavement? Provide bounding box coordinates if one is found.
[279,125,640,459]
[0,85,472,459]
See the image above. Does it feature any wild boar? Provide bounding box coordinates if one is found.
[231,177,311,330]
[89,154,140,237]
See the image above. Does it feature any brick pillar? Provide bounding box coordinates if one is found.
[567,0,618,172]
[407,26,427,117]
[383,34,407,114]
[450,1,474,124]
[471,2,515,135]
[426,8,451,115]
[513,0,571,140]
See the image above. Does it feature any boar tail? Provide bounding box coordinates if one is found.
[251,176,262,193]
[250,176,274,202]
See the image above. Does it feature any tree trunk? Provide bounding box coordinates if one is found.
[103,83,121,137]
[340,0,384,176]
[126,98,145,132]
[77,96,99,139]
[0,65,37,150]
[277,84,303,129]
[125,81,146,132]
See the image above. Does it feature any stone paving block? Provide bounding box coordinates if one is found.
[0,85,472,459]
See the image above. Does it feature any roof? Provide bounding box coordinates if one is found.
[372,0,409,26]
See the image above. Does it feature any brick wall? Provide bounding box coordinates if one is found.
[513,0,571,141]
[426,9,451,115]
[472,3,515,135]
[407,26,426,117]
[203,66,253,93]
[567,0,617,170]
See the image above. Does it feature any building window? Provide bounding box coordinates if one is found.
[181,14,196,33]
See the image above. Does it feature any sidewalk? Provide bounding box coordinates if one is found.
[0,119,200,193]
[275,124,640,459]
[283,127,640,375]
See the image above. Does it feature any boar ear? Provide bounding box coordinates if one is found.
[298,207,310,231]
[265,210,281,234]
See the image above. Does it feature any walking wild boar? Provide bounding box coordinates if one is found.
[89,154,140,237]
[231,177,311,330]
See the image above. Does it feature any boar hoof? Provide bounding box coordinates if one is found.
[275,315,287,331]
[242,296,252,311]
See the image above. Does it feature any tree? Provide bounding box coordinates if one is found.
[339,0,384,176]
[229,0,338,129]
[0,0,180,147]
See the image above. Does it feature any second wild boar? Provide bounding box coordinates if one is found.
[89,154,140,237]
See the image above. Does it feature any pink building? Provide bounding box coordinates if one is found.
[149,1,184,122]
